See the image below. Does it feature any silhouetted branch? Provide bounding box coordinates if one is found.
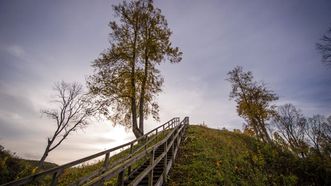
[38,81,97,168]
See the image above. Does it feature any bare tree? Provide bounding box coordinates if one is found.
[323,116,331,143]
[305,115,331,157]
[321,116,331,156]
[272,104,308,157]
[38,81,96,168]
[305,115,324,155]
[316,27,331,65]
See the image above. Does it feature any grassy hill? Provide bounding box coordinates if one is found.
[2,125,330,185]
[168,125,330,186]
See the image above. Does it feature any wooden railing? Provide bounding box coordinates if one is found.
[2,117,189,186]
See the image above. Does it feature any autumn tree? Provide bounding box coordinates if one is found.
[316,27,331,65]
[227,66,278,143]
[39,81,96,168]
[272,104,308,157]
[88,0,181,138]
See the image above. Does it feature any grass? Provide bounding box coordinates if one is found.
[167,125,330,186]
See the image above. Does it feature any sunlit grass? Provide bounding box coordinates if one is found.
[167,125,317,185]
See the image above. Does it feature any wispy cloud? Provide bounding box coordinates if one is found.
[5,45,25,59]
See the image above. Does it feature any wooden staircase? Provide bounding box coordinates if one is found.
[124,143,166,185]
[1,117,189,186]
[124,139,175,186]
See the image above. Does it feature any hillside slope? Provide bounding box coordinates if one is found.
[168,125,330,185]
[0,145,58,184]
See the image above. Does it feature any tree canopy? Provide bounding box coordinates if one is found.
[87,0,182,138]
[227,66,278,143]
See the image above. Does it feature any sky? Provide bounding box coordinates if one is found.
[0,0,331,164]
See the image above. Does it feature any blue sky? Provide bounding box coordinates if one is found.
[0,0,331,164]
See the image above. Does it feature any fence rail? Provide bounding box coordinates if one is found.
[2,117,189,186]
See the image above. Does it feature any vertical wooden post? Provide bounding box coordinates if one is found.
[117,171,124,186]
[51,169,62,186]
[51,171,58,186]
[177,133,180,148]
[96,152,110,184]
[163,124,165,139]
[155,128,158,142]
[171,139,175,163]
[148,149,155,186]
[103,152,110,170]
[128,143,133,175]
[163,141,168,182]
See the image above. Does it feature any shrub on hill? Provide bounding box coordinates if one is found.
[0,145,58,184]
[0,145,33,184]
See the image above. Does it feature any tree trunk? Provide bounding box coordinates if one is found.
[138,84,146,135]
[251,119,260,139]
[131,17,142,139]
[131,58,141,138]
[38,139,52,168]
[139,42,149,136]
[258,117,272,143]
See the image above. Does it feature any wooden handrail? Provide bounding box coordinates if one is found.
[84,117,189,185]
[1,117,185,186]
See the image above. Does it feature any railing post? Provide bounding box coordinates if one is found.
[96,152,110,184]
[171,139,175,163]
[156,128,158,142]
[103,152,110,170]
[128,143,133,175]
[177,131,181,148]
[148,149,155,186]
[51,169,62,186]
[163,141,168,182]
[163,124,166,139]
[117,171,124,186]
